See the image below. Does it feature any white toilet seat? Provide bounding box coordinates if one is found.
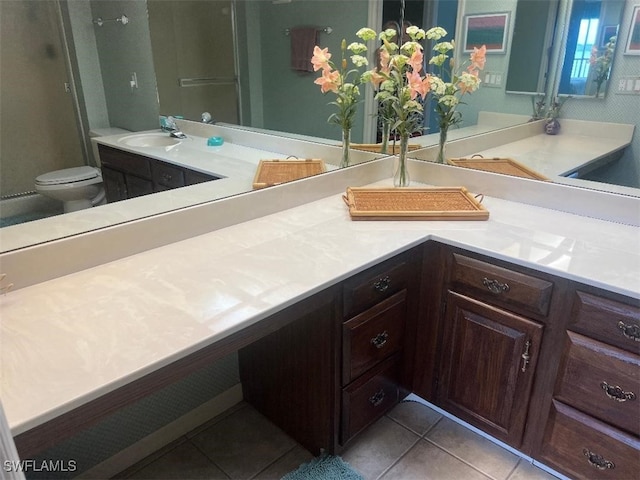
[35,166,100,186]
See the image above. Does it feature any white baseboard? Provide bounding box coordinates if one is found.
[77,384,243,479]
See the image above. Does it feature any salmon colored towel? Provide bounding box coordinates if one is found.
[290,27,317,72]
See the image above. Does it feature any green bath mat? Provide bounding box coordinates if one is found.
[281,454,364,480]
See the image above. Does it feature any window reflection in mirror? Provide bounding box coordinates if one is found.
[558,0,624,98]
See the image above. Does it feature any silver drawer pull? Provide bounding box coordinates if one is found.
[521,340,532,373]
[583,448,615,470]
[601,381,636,402]
[369,389,385,407]
[482,277,510,294]
[617,321,640,342]
[373,276,391,293]
[162,173,173,182]
[370,331,389,349]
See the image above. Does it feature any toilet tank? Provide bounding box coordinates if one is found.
[89,128,130,168]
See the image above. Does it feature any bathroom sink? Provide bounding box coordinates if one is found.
[119,133,181,148]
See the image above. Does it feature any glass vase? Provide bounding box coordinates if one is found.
[380,121,391,154]
[393,133,410,187]
[341,128,351,168]
[436,125,448,164]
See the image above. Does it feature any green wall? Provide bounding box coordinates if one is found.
[253,0,371,142]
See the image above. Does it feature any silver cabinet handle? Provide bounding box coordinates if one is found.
[617,321,640,342]
[600,381,636,402]
[370,331,389,349]
[369,389,385,407]
[373,276,391,293]
[583,448,615,470]
[482,277,510,294]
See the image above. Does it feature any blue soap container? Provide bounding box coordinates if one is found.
[207,136,224,146]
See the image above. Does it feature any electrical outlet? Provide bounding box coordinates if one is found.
[130,72,138,90]
[483,71,503,88]
[615,75,640,95]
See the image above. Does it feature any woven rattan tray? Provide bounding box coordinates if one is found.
[342,187,489,221]
[447,156,549,181]
[351,143,422,154]
[253,159,326,189]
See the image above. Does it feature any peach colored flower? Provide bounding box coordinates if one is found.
[314,68,340,93]
[369,70,386,89]
[407,71,431,99]
[311,46,332,71]
[408,49,423,73]
[470,45,486,70]
[378,48,391,74]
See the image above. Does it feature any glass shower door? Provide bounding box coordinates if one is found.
[0,0,84,198]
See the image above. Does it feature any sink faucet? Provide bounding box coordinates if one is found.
[162,116,187,139]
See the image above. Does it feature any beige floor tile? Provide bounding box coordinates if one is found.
[380,439,490,480]
[341,416,420,480]
[254,445,314,480]
[508,459,559,480]
[123,440,229,480]
[426,417,519,480]
[189,404,296,479]
[387,400,443,436]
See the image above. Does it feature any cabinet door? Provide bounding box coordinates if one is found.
[438,291,543,447]
[101,166,127,203]
[124,174,154,198]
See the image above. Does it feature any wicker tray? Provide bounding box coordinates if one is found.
[253,159,326,189]
[350,143,422,154]
[447,156,549,181]
[342,187,489,221]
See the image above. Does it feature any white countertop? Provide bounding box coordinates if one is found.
[1,172,639,436]
[454,119,635,179]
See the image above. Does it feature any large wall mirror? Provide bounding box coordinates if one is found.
[557,0,625,97]
[0,0,638,255]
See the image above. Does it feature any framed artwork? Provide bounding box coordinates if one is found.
[601,25,618,47]
[624,5,640,54]
[463,12,510,53]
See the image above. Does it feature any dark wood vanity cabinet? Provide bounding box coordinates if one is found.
[238,246,422,455]
[538,289,640,479]
[238,241,638,475]
[98,145,219,203]
[434,252,552,448]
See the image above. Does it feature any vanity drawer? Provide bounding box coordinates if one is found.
[450,253,554,317]
[343,290,406,385]
[98,145,152,179]
[569,291,640,354]
[343,256,410,319]
[554,331,639,436]
[539,400,640,480]
[152,161,185,189]
[341,355,401,444]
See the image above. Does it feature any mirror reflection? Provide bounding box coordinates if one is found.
[557,0,624,97]
[0,0,638,252]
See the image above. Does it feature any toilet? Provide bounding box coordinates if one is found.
[35,166,106,213]
[33,128,131,213]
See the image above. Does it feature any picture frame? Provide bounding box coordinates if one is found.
[600,25,618,48]
[624,5,640,54]
[463,12,510,54]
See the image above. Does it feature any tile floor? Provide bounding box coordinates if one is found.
[115,397,561,480]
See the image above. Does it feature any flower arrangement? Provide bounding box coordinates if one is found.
[364,25,486,169]
[425,29,486,163]
[311,33,371,167]
[589,35,616,98]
